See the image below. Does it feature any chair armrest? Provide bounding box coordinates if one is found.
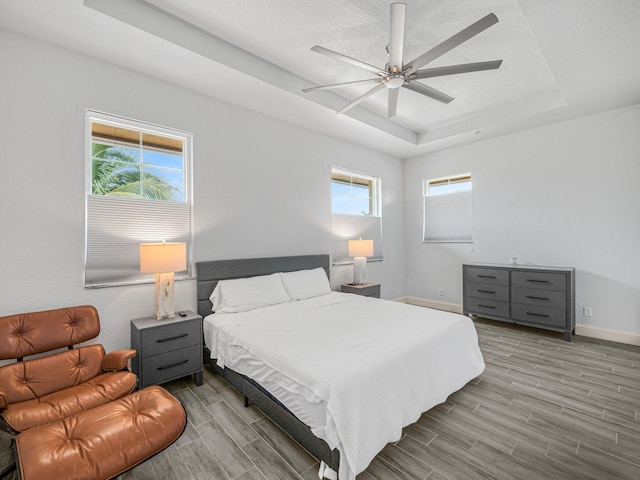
[0,394,7,409]
[102,349,137,371]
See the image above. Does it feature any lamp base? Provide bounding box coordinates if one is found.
[154,272,176,320]
[353,256,367,285]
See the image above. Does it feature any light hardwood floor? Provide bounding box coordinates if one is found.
[1,318,639,479]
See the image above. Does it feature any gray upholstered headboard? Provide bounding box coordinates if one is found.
[196,254,330,318]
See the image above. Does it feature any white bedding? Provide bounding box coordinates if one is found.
[204,292,485,480]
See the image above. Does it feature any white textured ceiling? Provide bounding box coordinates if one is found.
[1,0,639,158]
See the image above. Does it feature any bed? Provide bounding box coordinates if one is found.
[196,254,484,480]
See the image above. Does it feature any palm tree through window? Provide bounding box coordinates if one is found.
[91,123,184,202]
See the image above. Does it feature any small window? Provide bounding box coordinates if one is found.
[331,167,380,217]
[423,173,472,243]
[85,110,193,287]
[426,174,472,196]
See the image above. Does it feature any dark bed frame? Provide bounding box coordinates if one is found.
[196,254,340,472]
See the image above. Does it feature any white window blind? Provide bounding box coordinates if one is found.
[423,174,472,243]
[85,196,191,287]
[331,213,383,264]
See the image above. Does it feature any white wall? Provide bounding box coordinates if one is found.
[404,105,640,337]
[0,29,405,354]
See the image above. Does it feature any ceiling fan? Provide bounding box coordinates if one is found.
[303,3,502,117]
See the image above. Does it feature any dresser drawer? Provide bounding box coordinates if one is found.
[140,344,202,387]
[511,287,566,309]
[465,296,510,318]
[464,267,509,286]
[511,303,566,328]
[511,271,567,291]
[140,318,201,358]
[466,283,509,302]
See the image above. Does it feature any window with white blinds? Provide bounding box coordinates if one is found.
[423,173,472,243]
[85,110,193,287]
[331,166,383,264]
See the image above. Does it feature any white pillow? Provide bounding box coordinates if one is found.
[209,273,290,313]
[280,268,331,301]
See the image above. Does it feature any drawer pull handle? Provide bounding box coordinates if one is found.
[478,304,496,309]
[478,289,496,294]
[157,333,188,343]
[526,279,551,284]
[478,275,496,279]
[526,295,550,301]
[157,359,189,370]
[525,312,550,318]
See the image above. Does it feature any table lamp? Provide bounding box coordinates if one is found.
[140,242,186,320]
[348,239,373,285]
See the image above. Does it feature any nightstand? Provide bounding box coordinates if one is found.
[131,310,203,389]
[341,282,381,298]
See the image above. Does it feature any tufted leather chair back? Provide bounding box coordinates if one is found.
[0,306,100,360]
[0,345,105,408]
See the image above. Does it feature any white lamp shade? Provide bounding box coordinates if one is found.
[140,242,187,273]
[348,239,374,257]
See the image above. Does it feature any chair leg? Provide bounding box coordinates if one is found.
[0,438,17,480]
[0,460,16,479]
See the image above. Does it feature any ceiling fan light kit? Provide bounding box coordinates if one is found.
[303,2,503,117]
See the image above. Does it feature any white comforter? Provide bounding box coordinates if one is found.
[204,292,484,480]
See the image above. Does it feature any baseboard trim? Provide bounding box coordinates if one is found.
[575,324,640,346]
[400,296,640,347]
[402,296,463,314]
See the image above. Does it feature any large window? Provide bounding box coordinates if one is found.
[85,110,193,287]
[331,166,383,264]
[423,173,472,242]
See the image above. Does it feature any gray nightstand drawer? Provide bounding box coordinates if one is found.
[141,318,200,357]
[511,303,566,328]
[131,310,204,388]
[466,283,509,302]
[341,283,381,298]
[511,271,566,291]
[464,296,509,319]
[465,267,509,286]
[140,344,202,387]
[511,287,566,309]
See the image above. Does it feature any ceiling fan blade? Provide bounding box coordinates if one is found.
[303,78,382,93]
[311,45,386,76]
[403,81,454,104]
[336,83,386,114]
[410,60,503,80]
[387,3,406,72]
[403,13,499,73]
[388,88,400,118]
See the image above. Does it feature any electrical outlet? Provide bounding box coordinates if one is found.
[583,306,592,317]
[439,288,445,296]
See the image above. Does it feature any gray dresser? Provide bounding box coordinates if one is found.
[131,311,204,388]
[463,263,575,341]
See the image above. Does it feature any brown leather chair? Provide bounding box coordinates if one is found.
[0,305,138,478]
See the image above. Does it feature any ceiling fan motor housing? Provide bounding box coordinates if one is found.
[385,75,405,89]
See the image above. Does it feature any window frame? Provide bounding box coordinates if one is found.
[330,166,383,265]
[84,109,194,288]
[422,173,473,243]
[330,166,381,217]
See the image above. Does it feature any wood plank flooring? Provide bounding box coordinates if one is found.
[1,317,639,479]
